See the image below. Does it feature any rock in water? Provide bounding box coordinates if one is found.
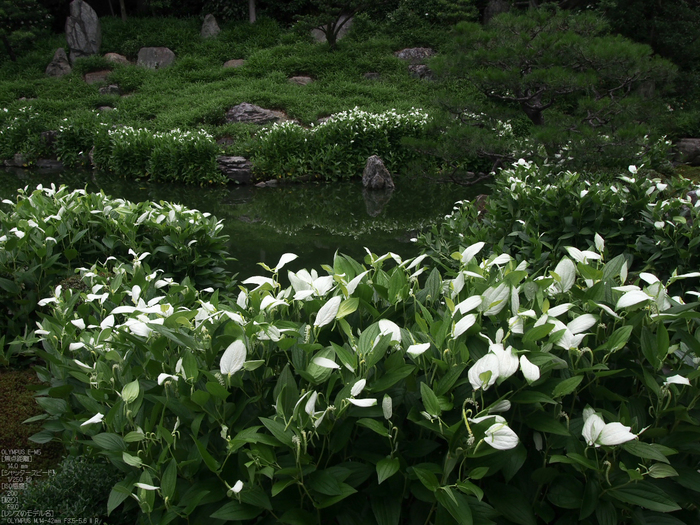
[65,0,101,63]
[362,155,395,190]
[137,47,176,69]
[201,14,220,39]
[45,48,72,77]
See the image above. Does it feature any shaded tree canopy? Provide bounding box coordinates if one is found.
[0,0,51,61]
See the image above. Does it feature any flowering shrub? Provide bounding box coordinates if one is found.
[0,106,52,162]
[29,237,700,523]
[148,129,225,185]
[0,185,232,363]
[420,160,700,283]
[252,107,430,181]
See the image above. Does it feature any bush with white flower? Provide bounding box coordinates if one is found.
[26,227,700,523]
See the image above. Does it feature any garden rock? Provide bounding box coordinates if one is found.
[36,159,64,170]
[362,155,395,191]
[201,14,220,39]
[223,59,246,68]
[675,138,700,166]
[225,103,280,125]
[311,15,353,43]
[104,52,129,65]
[99,84,120,95]
[65,0,101,63]
[84,70,110,84]
[394,47,436,65]
[289,76,313,85]
[45,48,72,77]
[484,0,510,23]
[217,156,252,184]
[364,72,381,80]
[137,47,176,69]
[409,64,433,80]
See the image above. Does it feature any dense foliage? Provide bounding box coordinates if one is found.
[0,185,232,364]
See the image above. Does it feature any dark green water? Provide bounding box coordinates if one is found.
[0,167,487,278]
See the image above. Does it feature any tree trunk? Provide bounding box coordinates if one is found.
[249,0,256,23]
[119,0,127,21]
[2,34,17,62]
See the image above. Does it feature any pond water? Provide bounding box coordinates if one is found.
[0,167,488,278]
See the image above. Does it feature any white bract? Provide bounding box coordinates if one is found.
[582,408,637,447]
[220,340,246,376]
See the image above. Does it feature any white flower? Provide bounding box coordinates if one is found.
[382,394,392,420]
[220,340,246,376]
[231,480,244,494]
[135,483,159,491]
[351,379,367,397]
[313,356,340,369]
[664,374,690,386]
[520,355,540,383]
[348,398,377,407]
[378,319,402,343]
[468,354,500,391]
[157,373,179,385]
[406,342,430,357]
[80,412,104,427]
[582,408,637,447]
[71,319,86,330]
[314,296,341,328]
[484,422,519,450]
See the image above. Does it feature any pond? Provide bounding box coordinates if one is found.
[0,167,488,278]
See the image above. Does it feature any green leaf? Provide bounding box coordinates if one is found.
[552,375,583,398]
[123,430,146,443]
[641,326,661,369]
[656,323,669,361]
[609,481,681,512]
[194,438,220,473]
[370,364,416,392]
[122,452,142,468]
[107,478,134,516]
[210,501,262,520]
[523,323,555,343]
[622,441,673,464]
[36,397,68,416]
[337,297,359,319]
[92,433,126,451]
[647,464,679,479]
[121,380,140,404]
[260,417,295,448]
[371,490,401,525]
[525,411,570,436]
[420,382,442,417]
[357,418,390,438]
[485,482,537,525]
[412,466,439,492]
[161,459,177,500]
[606,325,634,352]
[436,487,473,525]
[205,381,229,400]
[376,457,400,485]
[595,500,617,525]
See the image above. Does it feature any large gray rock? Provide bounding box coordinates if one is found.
[65,0,101,63]
[45,48,72,77]
[362,155,395,190]
[394,47,436,65]
[104,52,129,65]
[137,47,176,69]
[217,156,252,184]
[675,138,700,166]
[225,103,280,125]
[201,14,220,39]
[289,76,313,86]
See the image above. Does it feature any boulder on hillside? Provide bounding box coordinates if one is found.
[99,84,121,95]
[289,76,313,85]
[201,14,220,39]
[675,138,700,166]
[65,0,101,63]
[394,47,436,65]
[137,47,176,69]
[217,156,252,184]
[223,59,246,68]
[104,52,129,65]
[362,155,395,191]
[409,64,433,80]
[45,48,72,77]
[225,103,280,125]
[84,70,110,84]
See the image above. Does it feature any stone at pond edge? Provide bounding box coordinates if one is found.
[45,48,72,77]
[201,14,221,39]
[362,155,395,191]
[65,0,101,64]
[217,156,252,184]
[224,59,246,68]
[675,138,700,166]
[137,47,176,70]
[225,103,280,125]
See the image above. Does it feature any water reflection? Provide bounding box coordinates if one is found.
[0,168,488,278]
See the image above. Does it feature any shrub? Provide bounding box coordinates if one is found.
[0,185,233,360]
[0,105,52,162]
[252,107,430,181]
[148,128,225,185]
[419,161,700,284]
[29,238,700,524]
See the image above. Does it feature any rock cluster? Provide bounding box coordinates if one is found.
[217,156,252,184]
[394,47,436,80]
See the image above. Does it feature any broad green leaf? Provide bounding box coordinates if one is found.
[122,452,142,468]
[412,466,439,492]
[420,382,441,417]
[161,459,177,500]
[122,380,140,404]
[36,397,68,416]
[337,297,359,319]
[641,326,661,369]
[371,490,401,525]
[210,501,262,520]
[195,438,220,473]
[376,457,400,485]
[522,323,555,343]
[609,481,681,512]
[552,375,583,398]
[526,411,570,436]
[485,482,537,525]
[435,487,473,525]
[371,364,416,392]
[260,417,295,448]
[648,463,679,479]
[205,381,230,400]
[92,433,126,451]
[357,418,390,437]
